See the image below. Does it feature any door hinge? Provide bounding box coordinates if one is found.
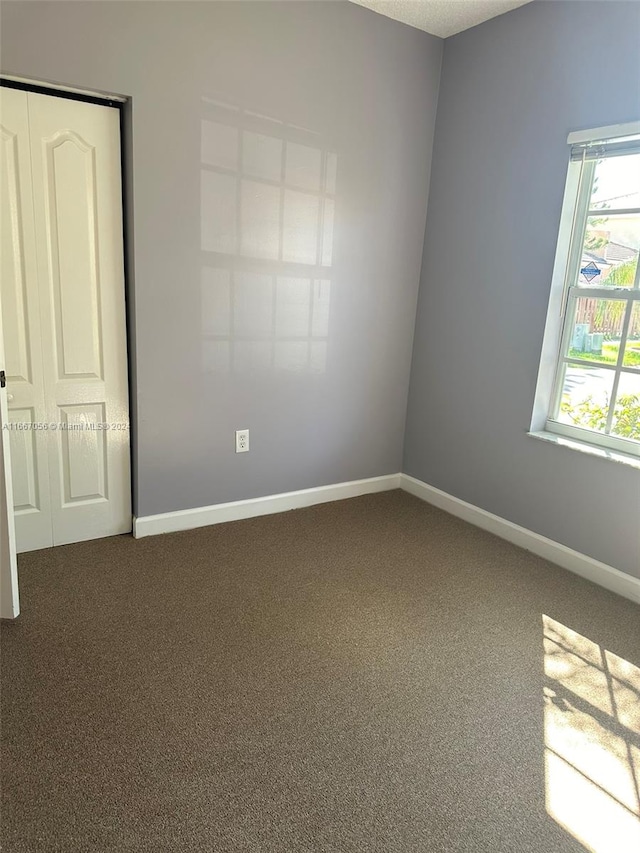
[0,370,5,389]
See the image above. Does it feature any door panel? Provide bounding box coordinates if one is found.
[27,91,131,546]
[59,403,108,504]
[0,86,53,551]
[46,131,104,380]
[7,409,39,511]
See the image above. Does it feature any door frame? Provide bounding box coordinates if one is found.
[0,76,135,597]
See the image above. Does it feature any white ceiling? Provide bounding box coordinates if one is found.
[348,0,533,38]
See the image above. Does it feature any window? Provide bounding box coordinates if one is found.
[535,122,640,458]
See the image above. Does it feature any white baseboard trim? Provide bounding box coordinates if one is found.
[133,470,639,605]
[400,474,640,605]
[133,473,401,539]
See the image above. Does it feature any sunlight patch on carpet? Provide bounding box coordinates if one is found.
[543,615,640,853]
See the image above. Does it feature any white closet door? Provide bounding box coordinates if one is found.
[27,91,131,546]
[0,86,53,551]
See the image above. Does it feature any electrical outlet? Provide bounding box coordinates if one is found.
[235,429,249,453]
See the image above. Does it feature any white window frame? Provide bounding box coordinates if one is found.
[532,121,640,460]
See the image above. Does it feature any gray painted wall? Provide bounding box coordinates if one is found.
[1,1,442,516]
[2,0,637,578]
[404,0,640,578]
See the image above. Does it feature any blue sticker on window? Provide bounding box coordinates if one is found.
[580,261,600,282]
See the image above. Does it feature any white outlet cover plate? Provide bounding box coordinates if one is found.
[235,429,249,453]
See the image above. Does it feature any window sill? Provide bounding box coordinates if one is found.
[527,431,640,470]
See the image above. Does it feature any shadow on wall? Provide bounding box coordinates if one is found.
[200,96,337,375]
[543,615,640,853]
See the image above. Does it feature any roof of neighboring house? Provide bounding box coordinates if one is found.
[604,242,638,263]
[583,250,608,266]
[583,242,638,268]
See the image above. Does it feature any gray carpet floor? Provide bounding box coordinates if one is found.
[1,490,639,852]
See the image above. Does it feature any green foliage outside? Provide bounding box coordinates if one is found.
[584,225,608,253]
[602,258,636,287]
[561,393,640,439]
[568,341,640,367]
